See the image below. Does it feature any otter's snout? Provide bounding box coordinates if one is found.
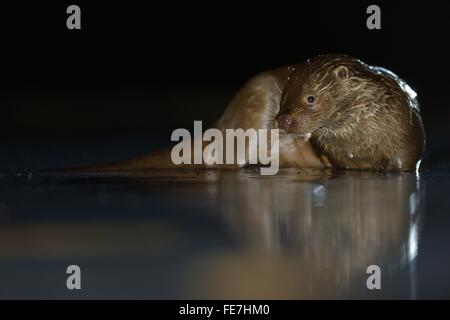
[276,114,296,131]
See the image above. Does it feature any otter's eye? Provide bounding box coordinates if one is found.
[306,95,315,105]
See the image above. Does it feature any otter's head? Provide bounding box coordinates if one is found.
[276,55,357,139]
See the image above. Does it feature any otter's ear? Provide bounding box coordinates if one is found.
[333,66,350,80]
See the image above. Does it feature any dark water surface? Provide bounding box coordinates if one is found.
[0,139,449,299]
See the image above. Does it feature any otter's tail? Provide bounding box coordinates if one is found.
[37,147,210,178]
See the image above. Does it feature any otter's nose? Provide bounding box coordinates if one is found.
[276,114,295,130]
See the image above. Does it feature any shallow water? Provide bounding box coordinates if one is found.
[1,161,449,299]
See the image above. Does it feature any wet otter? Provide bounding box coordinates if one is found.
[64,54,425,174]
[274,54,425,171]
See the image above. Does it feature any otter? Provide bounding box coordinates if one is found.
[63,54,425,174]
[273,54,425,171]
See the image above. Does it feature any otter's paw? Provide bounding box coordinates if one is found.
[319,155,333,168]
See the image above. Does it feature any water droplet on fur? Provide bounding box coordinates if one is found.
[304,132,312,141]
[396,157,403,168]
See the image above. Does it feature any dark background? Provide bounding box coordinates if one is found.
[0,1,449,169]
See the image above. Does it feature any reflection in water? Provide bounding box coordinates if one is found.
[187,169,425,299]
[0,169,425,299]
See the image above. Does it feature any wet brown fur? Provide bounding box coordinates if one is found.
[277,54,425,171]
[65,54,425,173]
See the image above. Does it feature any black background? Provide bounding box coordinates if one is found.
[0,1,449,166]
